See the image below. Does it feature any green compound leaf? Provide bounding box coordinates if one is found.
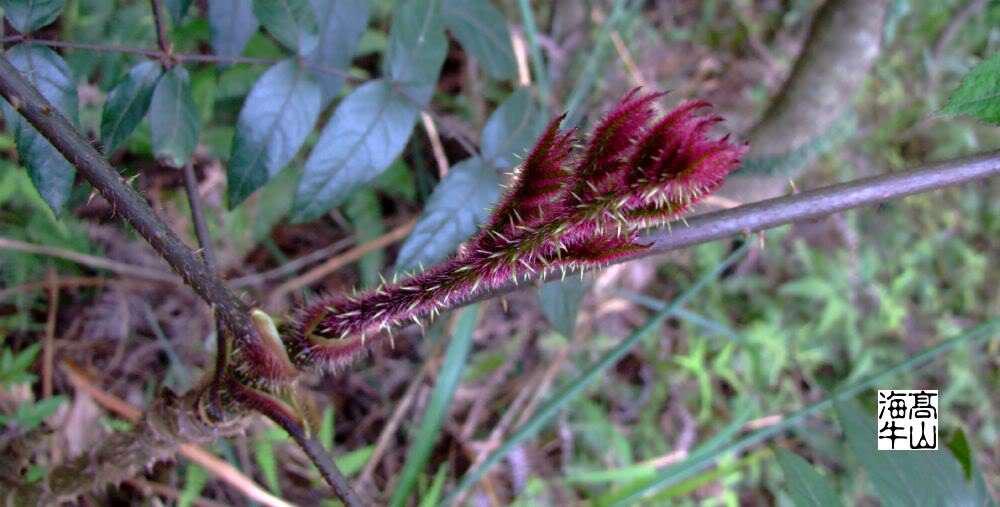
[149,65,200,168]
[442,0,517,80]
[0,0,65,33]
[774,448,842,507]
[226,59,321,207]
[292,79,420,222]
[395,157,502,272]
[100,61,163,154]
[208,0,259,60]
[252,0,318,55]
[383,0,447,105]
[0,44,78,213]
[480,87,545,169]
[942,53,1000,125]
[307,0,370,104]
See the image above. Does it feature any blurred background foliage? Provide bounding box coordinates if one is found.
[0,0,997,505]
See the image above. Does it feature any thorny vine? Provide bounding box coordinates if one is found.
[1,28,998,506]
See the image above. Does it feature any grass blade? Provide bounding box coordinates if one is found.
[389,304,481,506]
[606,318,999,505]
[444,242,752,504]
[516,0,550,106]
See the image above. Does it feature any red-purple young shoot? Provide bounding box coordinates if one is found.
[279,90,747,376]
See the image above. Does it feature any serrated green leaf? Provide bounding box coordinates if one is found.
[538,277,586,339]
[0,44,78,213]
[774,448,841,507]
[0,0,64,33]
[292,79,420,221]
[252,0,318,54]
[835,399,977,507]
[383,0,446,104]
[100,61,163,154]
[942,53,1000,125]
[164,0,192,23]
[395,157,502,272]
[442,0,516,80]
[480,87,544,169]
[208,0,259,59]
[227,59,321,206]
[149,65,200,168]
[307,0,369,103]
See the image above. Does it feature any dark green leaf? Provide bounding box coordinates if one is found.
[149,65,200,167]
[208,0,259,59]
[945,429,997,506]
[395,157,502,272]
[774,448,841,507]
[100,61,163,154]
[164,0,192,23]
[292,79,420,221]
[942,53,1000,125]
[480,87,544,168]
[0,44,78,213]
[0,0,64,33]
[835,399,977,507]
[252,0,318,54]
[227,60,322,206]
[383,0,446,104]
[538,277,586,339]
[442,0,516,80]
[946,429,973,481]
[307,0,370,103]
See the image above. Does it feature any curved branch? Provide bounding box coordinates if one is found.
[0,53,266,370]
